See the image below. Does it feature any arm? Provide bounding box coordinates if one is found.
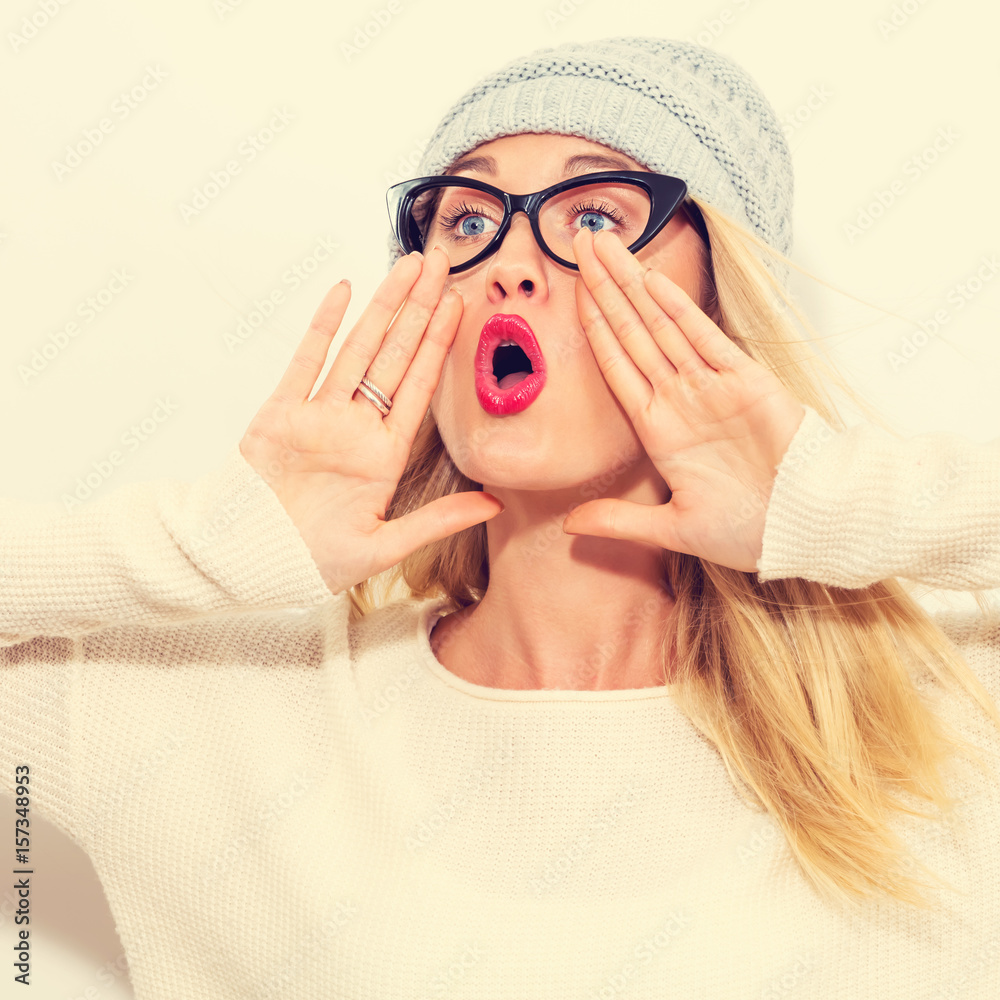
[0,444,334,646]
[758,407,1000,591]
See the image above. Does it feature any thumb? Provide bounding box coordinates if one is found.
[379,491,504,565]
[562,498,670,547]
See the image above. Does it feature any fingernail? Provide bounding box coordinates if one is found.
[408,250,423,260]
[339,278,351,288]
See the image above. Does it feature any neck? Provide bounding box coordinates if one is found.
[434,487,676,691]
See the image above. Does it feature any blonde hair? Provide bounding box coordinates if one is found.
[349,197,1000,910]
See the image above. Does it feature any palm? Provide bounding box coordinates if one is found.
[239,251,503,595]
[639,362,801,568]
[242,393,409,577]
[564,228,805,572]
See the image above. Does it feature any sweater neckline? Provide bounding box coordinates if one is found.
[415,598,678,703]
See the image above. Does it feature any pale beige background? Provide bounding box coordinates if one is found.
[1,0,998,995]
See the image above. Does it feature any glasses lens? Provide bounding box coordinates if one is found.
[539,181,651,263]
[407,181,652,267]
[410,184,505,269]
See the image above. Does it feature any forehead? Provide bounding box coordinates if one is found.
[444,133,646,186]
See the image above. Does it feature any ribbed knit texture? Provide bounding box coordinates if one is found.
[386,37,794,275]
[2,415,999,999]
[759,407,1000,589]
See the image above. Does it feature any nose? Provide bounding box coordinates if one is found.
[483,210,547,300]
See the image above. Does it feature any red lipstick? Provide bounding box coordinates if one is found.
[475,314,547,415]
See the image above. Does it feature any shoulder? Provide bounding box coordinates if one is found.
[346,593,450,659]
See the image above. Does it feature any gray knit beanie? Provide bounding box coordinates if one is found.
[385,36,793,279]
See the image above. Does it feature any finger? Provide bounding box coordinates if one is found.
[375,491,504,570]
[313,250,425,405]
[589,229,709,379]
[574,277,652,413]
[562,497,676,550]
[271,281,352,403]
[575,229,676,388]
[643,269,752,374]
[355,245,453,403]
[385,287,463,437]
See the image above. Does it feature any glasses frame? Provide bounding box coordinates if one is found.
[386,170,690,274]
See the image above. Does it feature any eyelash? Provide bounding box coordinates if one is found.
[437,202,488,236]
[568,200,627,228]
[436,200,628,239]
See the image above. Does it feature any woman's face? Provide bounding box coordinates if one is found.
[429,132,712,505]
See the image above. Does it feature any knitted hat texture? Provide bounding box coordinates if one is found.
[385,36,793,275]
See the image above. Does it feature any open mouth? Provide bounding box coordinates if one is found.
[475,314,547,415]
[492,341,533,389]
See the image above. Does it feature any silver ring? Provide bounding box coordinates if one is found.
[357,375,391,416]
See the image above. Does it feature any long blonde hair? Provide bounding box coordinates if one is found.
[350,198,1000,910]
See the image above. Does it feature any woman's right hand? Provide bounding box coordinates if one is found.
[238,245,503,596]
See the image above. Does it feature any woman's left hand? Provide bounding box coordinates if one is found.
[561,226,806,573]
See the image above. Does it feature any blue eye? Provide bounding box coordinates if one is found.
[578,211,608,232]
[437,202,499,242]
[570,201,627,232]
[459,216,487,237]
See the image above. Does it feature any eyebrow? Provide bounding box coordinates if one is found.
[444,152,639,177]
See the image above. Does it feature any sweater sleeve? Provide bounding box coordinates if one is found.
[0,444,334,646]
[758,407,1000,591]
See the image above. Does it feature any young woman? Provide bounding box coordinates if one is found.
[3,36,998,1000]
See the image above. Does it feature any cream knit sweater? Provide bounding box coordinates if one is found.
[1,407,998,999]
